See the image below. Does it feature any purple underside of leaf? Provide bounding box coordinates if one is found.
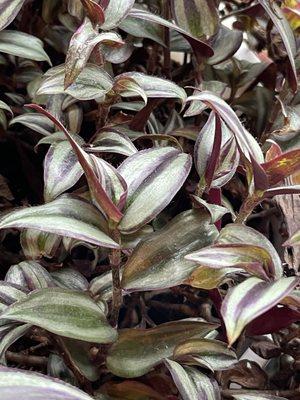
[264,185,300,197]
[25,104,123,223]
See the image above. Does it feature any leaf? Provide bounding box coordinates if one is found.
[185,243,276,281]
[106,319,218,378]
[173,338,237,371]
[217,224,283,279]
[208,25,243,65]
[0,0,26,31]
[0,195,119,248]
[65,18,123,88]
[9,113,55,136]
[61,337,100,381]
[165,360,221,400]
[221,276,299,346]
[0,324,31,365]
[1,288,117,343]
[0,282,27,312]
[118,147,192,233]
[51,268,89,291]
[232,394,288,400]
[80,0,105,25]
[116,72,186,103]
[44,139,84,202]
[113,75,148,105]
[37,64,113,101]
[0,366,95,400]
[262,149,300,186]
[185,91,264,163]
[121,209,218,291]
[128,8,214,57]
[0,30,51,64]
[89,130,138,157]
[284,229,300,246]
[100,0,135,30]
[191,196,230,224]
[171,0,219,39]
[20,229,61,259]
[119,15,164,47]
[258,0,297,91]
[5,261,55,291]
[26,105,123,223]
[184,265,238,290]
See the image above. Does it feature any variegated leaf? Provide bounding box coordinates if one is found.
[165,359,221,400]
[44,138,84,202]
[0,195,119,248]
[1,288,117,343]
[89,130,138,157]
[65,17,123,88]
[5,261,54,291]
[101,0,135,30]
[0,0,26,31]
[20,229,61,259]
[0,366,96,400]
[118,147,192,233]
[221,276,299,346]
[0,31,51,64]
[51,268,89,291]
[37,64,113,101]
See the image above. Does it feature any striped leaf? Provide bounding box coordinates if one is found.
[20,229,61,259]
[1,288,117,343]
[0,30,51,64]
[0,366,96,400]
[37,64,113,101]
[165,360,221,400]
[0,195,119,248]
[89,130,138,157]
[101,0,135,30]
[118,147,192,233]
[65,17,123,88]
[5,261,54,291]
[44,138,84,202]
[284,229,300,246]
[221,276,299,346]
[0,0,26,31]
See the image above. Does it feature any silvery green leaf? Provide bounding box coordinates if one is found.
[118,147,192,233]
[101,0,135,30]
[20,228,61,259]
[0,366,96,400]
[89,270,114,301]
[9,113,55,136]
[106,319,218,378]
[44,138,84,202]
[116,72,187,103]
[51,268,89,291]
[65,17,123,87]
[89,130,138,157]
[0,100,12,115]
[0,31,51,64]
[232,394,288,400]
[5,261,54,291]
[37,64,113,101]
[191,196,230,224]
[0,0,26,31]
[0,282,27,313]
[1,288,117,343]
[0,195,119,248]
[221,276,299,346]
[164,359,221,400]
[121,209,218,292]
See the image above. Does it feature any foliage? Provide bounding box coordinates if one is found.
[0,0,299,399]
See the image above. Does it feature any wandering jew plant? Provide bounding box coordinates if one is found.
[0,0,299,399]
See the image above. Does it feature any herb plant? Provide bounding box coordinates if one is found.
[0,0,299,399]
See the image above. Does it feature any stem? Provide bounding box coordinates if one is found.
[163,0,171,79]
[6,351,48,368]
[109,229,122,328]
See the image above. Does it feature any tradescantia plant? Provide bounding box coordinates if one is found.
[0,0,299,399]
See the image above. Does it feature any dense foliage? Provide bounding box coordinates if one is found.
[0,0,299,399]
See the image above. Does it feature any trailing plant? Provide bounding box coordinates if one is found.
[0,0,299,399]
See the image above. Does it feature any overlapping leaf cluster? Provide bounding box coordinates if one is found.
[0,1,299,399]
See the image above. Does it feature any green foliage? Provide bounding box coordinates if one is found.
[0,0,299,399]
